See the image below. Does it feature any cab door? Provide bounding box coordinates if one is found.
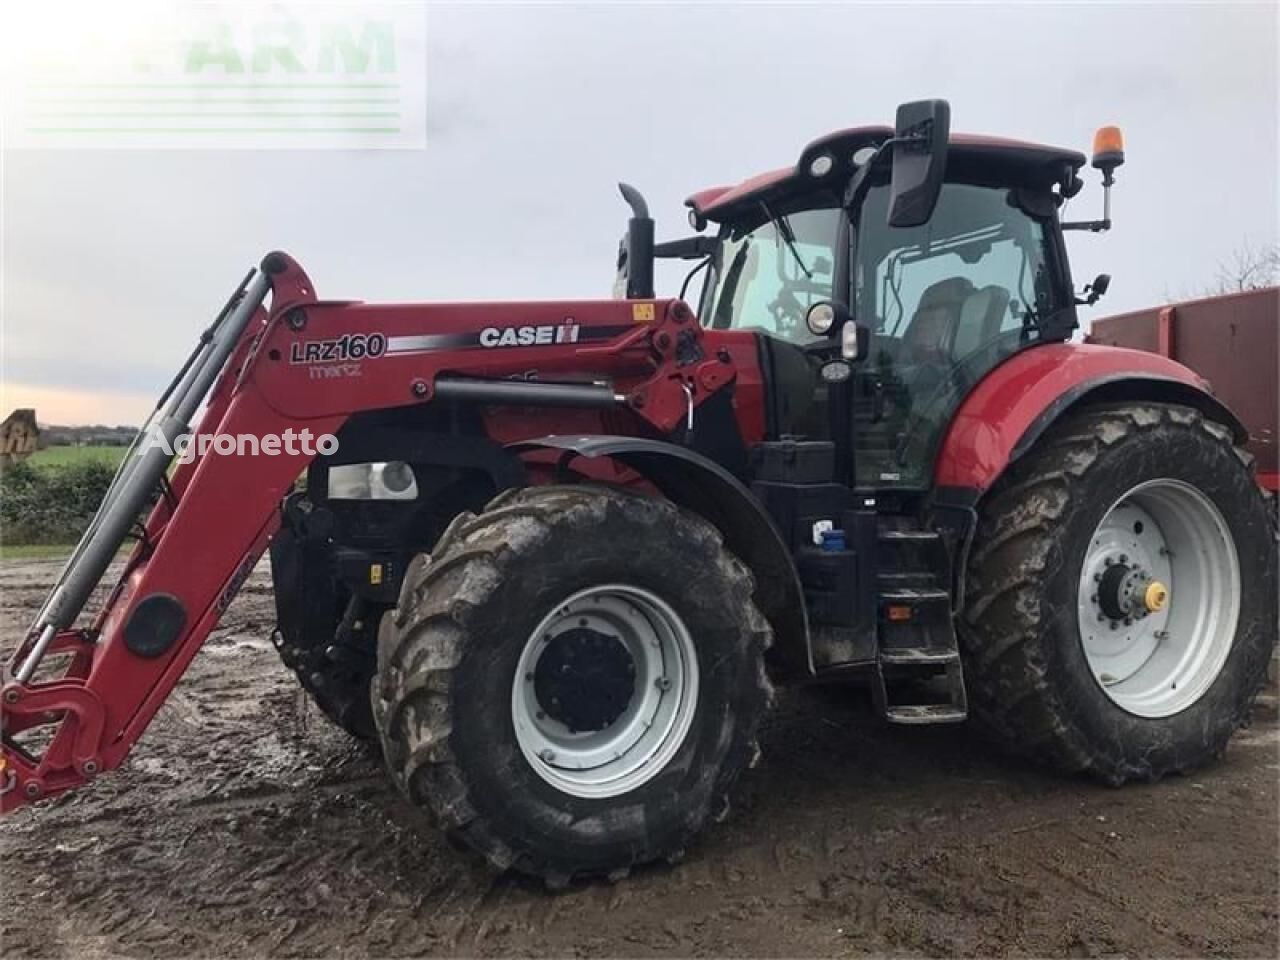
[850,181,1066,490]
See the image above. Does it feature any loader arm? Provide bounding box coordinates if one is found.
[1,252,734,811]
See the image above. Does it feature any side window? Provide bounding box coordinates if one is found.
[871,231,1037,362]
[706,208,839,344]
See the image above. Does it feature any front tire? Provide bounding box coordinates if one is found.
[373,485,773,884]
[960,403,1276,784]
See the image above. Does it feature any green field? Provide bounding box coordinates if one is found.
[26,445,128,469]
[0,543,74,560]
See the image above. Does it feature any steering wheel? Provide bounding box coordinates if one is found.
[767,288,808,337]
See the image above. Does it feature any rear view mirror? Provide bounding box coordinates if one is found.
[887,99,951,228]
[1077,273,1112,306]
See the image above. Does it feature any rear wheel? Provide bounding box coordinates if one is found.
[373,485,773,884]
[960,403,1276,784]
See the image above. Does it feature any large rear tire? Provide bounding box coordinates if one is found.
[373,485,773,884]
[960,403,1276,784]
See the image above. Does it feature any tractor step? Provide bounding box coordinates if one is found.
[878,646,960,665]
[873,524,968,724]
[883,703,968,724]
[877,570,937,588]
[874,654,969,725]
[879,586,949,603]
[877,529,940,543]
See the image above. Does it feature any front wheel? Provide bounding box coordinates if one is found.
[961,403,1277,784]
[373,485,773,884]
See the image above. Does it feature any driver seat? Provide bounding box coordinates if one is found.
[901,277,975,363]
[952,285,1012,358]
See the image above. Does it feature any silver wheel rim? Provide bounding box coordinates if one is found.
[1077,478,1240,718]
[511,584,699,799]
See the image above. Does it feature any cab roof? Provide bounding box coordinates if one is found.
[686,125,1086,223]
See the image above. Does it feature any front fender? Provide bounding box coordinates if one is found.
[934,342,1247,497]
[511,435,812,678]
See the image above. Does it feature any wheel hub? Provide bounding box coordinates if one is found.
[533,627,635,733]
[1096,560,1159,621]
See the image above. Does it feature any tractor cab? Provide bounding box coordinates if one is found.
[685,107,1091,494]
[610,103,1131,701]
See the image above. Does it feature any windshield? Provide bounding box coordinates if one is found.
[852,181,1060,488]
[703,207,842,344]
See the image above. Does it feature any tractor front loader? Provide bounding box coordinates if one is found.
[4,101,1274,886]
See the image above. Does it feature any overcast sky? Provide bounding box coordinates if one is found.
[2,1,1277,425]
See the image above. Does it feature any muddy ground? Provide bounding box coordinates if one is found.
[1,556,1276,959]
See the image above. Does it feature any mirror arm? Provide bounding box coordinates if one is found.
[1062,219,1112,233]
[1062,164,1117,233]
[653,236,720,260]
[842,139,894,208]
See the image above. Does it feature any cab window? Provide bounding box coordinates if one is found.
[704,207,841,344]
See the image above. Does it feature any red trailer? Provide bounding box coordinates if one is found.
[1088,287,1279,493]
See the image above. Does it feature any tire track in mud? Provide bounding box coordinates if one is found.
[1,557,1276,958]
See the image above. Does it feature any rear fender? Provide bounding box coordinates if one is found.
[512,435,812,678]
[935,342,1247,500]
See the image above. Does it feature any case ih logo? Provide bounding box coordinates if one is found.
[479,321,580,348]
[290,332,387,364]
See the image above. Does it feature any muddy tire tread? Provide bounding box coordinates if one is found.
[959,402,1273,784]
[373,484,773,883]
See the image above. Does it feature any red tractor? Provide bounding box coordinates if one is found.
[3,101,1274,886]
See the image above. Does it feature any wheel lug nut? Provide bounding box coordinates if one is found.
[1094,573,1102,583]
[1104,557,1114,567]
[1090,594,1098,603]
[1119,554,1128,563]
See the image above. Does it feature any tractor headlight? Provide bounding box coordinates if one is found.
[806,301,837,336]
[328,461,419,500]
